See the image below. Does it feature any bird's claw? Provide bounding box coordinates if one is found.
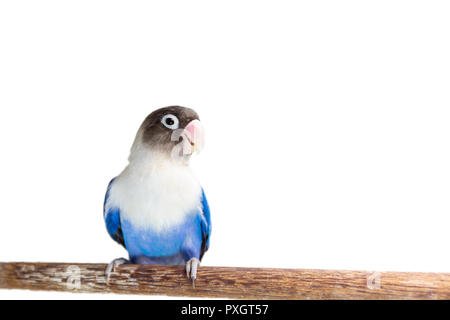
[185,258,200,288]
[105,257,129,284]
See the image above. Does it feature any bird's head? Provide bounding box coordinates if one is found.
[132,106,205,162]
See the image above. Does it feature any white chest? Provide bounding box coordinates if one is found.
[106,156,202,232]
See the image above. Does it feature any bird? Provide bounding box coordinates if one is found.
[103,106,211,286]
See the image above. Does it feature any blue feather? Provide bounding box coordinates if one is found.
[200,189,211,254]
[103,178,124,247]
[103,178,211,263]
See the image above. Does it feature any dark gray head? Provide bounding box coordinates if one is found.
[136,106,205,156]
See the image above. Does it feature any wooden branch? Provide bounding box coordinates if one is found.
[0,262,449,299]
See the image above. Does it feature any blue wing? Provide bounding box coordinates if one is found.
[199,189,211,260]
[103,178,125,248]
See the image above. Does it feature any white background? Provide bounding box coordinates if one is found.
[0,1,449,299]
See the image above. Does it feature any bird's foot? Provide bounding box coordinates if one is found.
[105,257,129,284]
[185,258,200,288]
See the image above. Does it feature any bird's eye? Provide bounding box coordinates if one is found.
[161,114,179,130]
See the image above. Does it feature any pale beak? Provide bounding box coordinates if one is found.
[183,119,205,153]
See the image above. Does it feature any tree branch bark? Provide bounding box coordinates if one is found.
[0,262,449,299]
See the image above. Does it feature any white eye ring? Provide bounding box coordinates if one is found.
[161,114,179,130]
